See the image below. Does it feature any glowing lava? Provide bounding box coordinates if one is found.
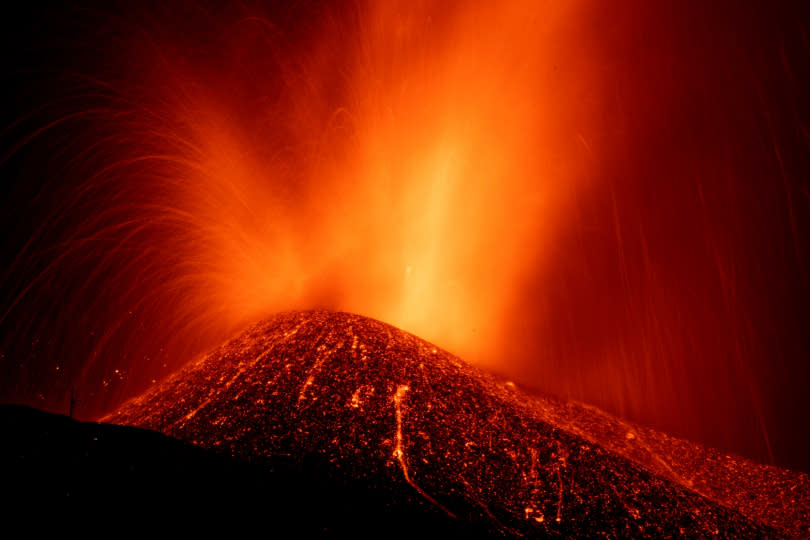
[0,0,599,416]
[1,0,809,476]
[107,311,809,537]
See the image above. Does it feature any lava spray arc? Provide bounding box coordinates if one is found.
[0,1,601,408]
[1,1,809,473]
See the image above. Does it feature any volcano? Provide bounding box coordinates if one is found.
[104,311,808,536]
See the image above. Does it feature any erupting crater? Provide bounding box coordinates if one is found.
[105,310,809,537]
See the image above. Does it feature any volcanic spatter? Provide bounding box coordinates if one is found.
[107,311,807,536]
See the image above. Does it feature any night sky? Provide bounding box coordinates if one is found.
[1,0,809,475]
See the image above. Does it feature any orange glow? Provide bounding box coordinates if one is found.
[3,0,809,474]
[95,0,600,368]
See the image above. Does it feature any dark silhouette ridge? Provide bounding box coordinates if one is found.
[0,403,480,534]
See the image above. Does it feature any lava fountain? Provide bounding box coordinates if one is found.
[1,0,809,475]
[0,1,600,416]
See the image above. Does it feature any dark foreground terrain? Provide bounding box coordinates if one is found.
[4,311,808,536]
[0,403,478,534]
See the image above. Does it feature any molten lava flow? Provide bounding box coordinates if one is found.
[391,383,454,517]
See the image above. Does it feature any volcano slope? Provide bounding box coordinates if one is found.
[107,311,808,537]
